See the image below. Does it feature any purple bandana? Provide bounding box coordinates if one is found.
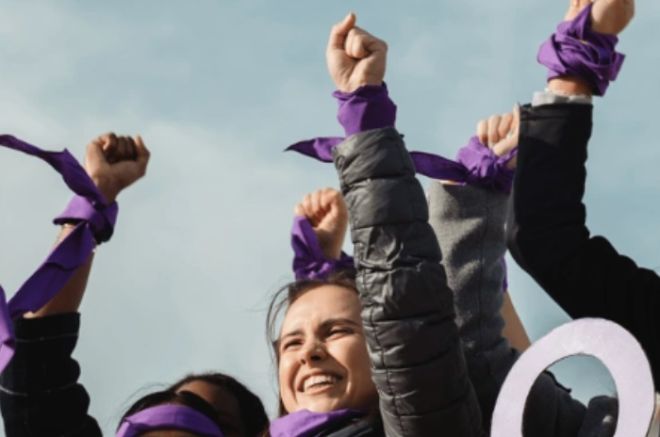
[411,136,517,193]
[538,3,625,96]
[292,216,354,280]
[116,404,224,437]
[0,135,117,373]
[289,136,515,194]
[269,409,364,437]
[286,84,395,161]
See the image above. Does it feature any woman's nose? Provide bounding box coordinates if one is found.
[299,340,327,364]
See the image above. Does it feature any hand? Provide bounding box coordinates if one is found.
[326,13,388,93]
[85,133,150,203]
[476,105,520,170]
[565,0,634,35]
[294,188,348,260]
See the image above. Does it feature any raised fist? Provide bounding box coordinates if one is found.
[566,0,634,35]
[85,133,150,203]
[294,188,348,260]
[326,13,388,93]
[476,105,520,170]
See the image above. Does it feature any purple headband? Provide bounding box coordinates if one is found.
[0,135,117,373]
[116,404,224,437]
[288,136,516,194]
[270,409,364,437]
[538,3,625,96]
[291,216,354,280]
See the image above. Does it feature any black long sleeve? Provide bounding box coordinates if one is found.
[0,313,102,437]
[509,103,659,386]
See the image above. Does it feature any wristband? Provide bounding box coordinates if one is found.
[537,3,625,96]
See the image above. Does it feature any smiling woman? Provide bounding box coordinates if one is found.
[276,284,376,415]
[267,272,376,418]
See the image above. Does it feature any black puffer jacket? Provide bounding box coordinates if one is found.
[332,127,483,437]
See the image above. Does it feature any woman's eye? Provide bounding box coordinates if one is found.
[282,339,302,351]
[328,328,352,337]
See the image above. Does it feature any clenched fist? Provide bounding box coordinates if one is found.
[326,13,388,93]
[294,188,348,260]
[476,105,520,170]
[85,133,150,203]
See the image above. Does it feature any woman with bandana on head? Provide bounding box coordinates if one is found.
[269,14,484,437]
[0,135,268,436]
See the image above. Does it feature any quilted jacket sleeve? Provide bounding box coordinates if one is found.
[332,127,483,437]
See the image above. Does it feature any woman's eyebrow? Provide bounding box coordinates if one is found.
[320,318,361,329]
[280,328,304,340]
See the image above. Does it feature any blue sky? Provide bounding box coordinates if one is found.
[1,0,659,434]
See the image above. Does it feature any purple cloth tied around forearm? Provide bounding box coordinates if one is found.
[270,409,364,437]
[0,134,117,373]
[116,404,224,437]
[411,136,517,193]
[286,85,515,193]
[538,3,624,96]
[286,84,396,161]
[292,216,354,280]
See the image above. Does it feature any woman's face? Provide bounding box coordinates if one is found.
[278,284,377,414]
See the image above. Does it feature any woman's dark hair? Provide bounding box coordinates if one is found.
[120,372,268,437]
[120,389,222,430]
[169,372,269,436]
[265,269,358,416]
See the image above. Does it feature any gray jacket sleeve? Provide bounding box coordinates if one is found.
[428,183,617,437]
[332,128,482,437]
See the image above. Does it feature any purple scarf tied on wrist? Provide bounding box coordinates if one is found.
[538,3,625,96]
[270,409,364,437]
[0,135,117,373]
[292,216,354,280]
[289,135,516,194]
[411,136,516,194]
[116,404,224,437]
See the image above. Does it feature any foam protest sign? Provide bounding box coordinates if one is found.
[491,318,655,437]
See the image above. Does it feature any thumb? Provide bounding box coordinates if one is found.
[85,140,107,166]
[328,12,356,51]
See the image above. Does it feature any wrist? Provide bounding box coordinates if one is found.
[91,176,119,203]
[547,77,593,97]
[334,83,396,137]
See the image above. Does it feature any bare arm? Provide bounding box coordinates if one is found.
[25,133,150,318]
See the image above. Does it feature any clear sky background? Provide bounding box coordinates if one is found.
[1,1,659,434]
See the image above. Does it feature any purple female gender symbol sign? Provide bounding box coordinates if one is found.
[491,318,655,437]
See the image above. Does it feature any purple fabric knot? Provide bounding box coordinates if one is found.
[334,83,397,137]
[292,216,354,280]
[0,134,117,374]
[410,136,516,194]
[54,195,119,243]
[116,404,224,437]
[538,3,625,96]
[269,409,365,437]
[286,137,341,163]
[286,84,396,163]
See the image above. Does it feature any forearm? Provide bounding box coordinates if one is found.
[334,128,482,437]
[0,314,101,437]
[428,183,509,354]
[510,103,660,384]
[500,293,530,352]
[509,103,592,283]
[25,225,95,318]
